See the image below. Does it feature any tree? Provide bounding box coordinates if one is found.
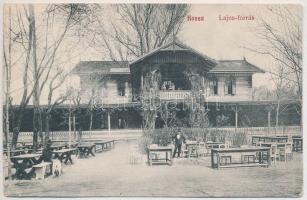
[86,73,110,134]
[246,5,302,98]
[4,4,95,148]
[184,71,210,140]
[3,6,13,179]
[88,4,190,60]
[44,69,70,145]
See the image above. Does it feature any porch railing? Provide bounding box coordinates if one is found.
[158,90,191,100]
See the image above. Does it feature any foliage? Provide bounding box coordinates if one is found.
[181,128,248,147]
[138,128,175,154]
[183,70,210,129]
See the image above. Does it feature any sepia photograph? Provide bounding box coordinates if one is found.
[1,1,303,198]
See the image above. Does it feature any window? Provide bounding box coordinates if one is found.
[117,81,125,96]
[224,77,236,95]
[209,78,218,95]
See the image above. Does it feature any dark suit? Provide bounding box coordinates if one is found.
[173,133,185,158]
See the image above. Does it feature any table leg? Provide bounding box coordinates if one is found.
[68,152,73,164]
[59,153,66,163]
[169,150,173,166]
[147,150,152,166]
[78,148,85,158]
[90,146,95,156]
[63,152,73,164]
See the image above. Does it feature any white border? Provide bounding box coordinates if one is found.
[0,1,305,200]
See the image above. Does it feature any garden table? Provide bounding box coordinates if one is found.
[52,148,76,164]
[147,145,173,166]
[94,140,115,152]
[77,144,96,158]
[10,153,42,179]
[211,147,271,169]
[252,136,289,145]
[50,144,67,151]
[3,149,33,157]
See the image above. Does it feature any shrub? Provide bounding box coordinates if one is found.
[181,128,248,147]
[138,128,175,154]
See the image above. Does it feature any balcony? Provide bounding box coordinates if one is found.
[159,90,191,100]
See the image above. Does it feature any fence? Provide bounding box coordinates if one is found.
[9,126,301,143]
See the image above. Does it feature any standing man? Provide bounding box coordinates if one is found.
[172,129,185,158]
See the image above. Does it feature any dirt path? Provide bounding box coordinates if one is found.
[4,140,303,197]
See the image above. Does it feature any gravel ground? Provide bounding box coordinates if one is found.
[4,140,303,197]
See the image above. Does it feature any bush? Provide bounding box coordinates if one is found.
[138,133,153,154]
[138,128,175,154]
[181,128,248,147]
[138,128,249,154]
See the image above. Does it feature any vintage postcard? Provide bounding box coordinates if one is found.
[1,0,303,198]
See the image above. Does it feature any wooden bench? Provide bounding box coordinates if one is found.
[33,162,52,180]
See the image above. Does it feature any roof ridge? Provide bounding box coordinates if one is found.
[130,39,216,65]
[79,60,129,63]
[219,59,244,62]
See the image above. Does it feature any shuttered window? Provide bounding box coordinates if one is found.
[209,78,218,95]
[117,81,126,96]
[225,77,236,95]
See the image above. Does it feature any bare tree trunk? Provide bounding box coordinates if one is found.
[89,111,93,135]
[73,114,76,139]
[275,101,280,135]
[45,112,51,145]
[30,5,40,150]
[4,6,12,179]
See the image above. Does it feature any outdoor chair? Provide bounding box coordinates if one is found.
[285,143,293,161]
[276,143,293,162]
[181,143,188,158]
[270,144,278,164]
[277,147,286,161]
[196,142,206,158]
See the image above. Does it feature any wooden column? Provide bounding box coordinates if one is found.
[107,111,111,136]
[268,111,271,133]
[235,108,238,131]
[73,115,76,139]
[68,100,72,146]
[265,104,274,135]
[141,73,144,91]
[230,105,240,132]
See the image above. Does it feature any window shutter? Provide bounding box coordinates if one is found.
[224,79,228,95]
[215,79,219,95]
[232,78,236,95]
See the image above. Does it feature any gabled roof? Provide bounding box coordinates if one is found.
[72,61,130,75]
[130,38,216,66]
[209,59,265,74]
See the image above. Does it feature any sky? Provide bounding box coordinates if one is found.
[3,3,302,105]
